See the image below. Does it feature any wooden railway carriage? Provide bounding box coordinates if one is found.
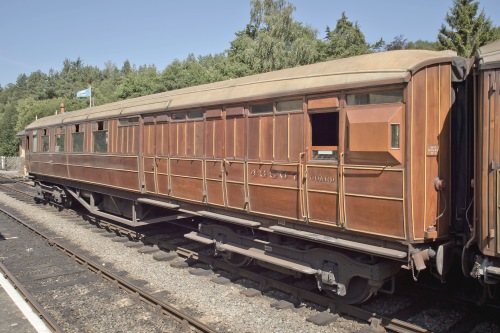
[25,49,469,303]
[471,39,500,285]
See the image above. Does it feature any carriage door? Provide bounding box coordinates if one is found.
[304,96,341,225]
[142,116,157,193]
[142,114,170,195]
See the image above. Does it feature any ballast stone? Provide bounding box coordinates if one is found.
[306,312,339,326]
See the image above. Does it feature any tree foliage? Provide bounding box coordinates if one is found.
[0,104,19,156]
[228,0,320,74]
[1,0,498,156]
[438,0,497,57]
[321,12,373,59]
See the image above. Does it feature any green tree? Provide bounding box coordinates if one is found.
[438,0,497,57]
[116,65,164,99]
[406,40,440,51]
[0,104,19,156]
[228,0,320,74]
[321,12,376,59]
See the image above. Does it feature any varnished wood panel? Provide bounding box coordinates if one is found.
[157,174,169,195]
[344,169,403,198]
[143,124,155,155]
[170,159,203,178]
[206,180,224,206]
[308,96,339,109]
[306,166,338,192]
[411,68,427,239]
[156,123,169,156]
[171,176,203,202]
[307,192,338,223]
[438,64,452,236]
[225,161,245,183]
[234,117,246,159]
[66,155,138,171]
[261,116,273,161]
[289,113,304,162]
[186,122,194,156]
[144,172,155,193]
[425,65,440,234]
[275,114,288,161]
[194,121,204,157]
[169,123,178,155]
[247,164,299,188]
[226,117,236,159]
[226,182,246,209]
[205,161,223,180]
[346,196,405,238]
[249,185,300,219]
[248,117,260,160]
[156,158,168,174]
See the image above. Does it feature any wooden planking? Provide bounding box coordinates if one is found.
[260,116,273,161]
[307,192,338,223]
[289,113,304,162]
[424,65,440,233]
[344,168,403,199]
[411,68,427,240]
[170,159,203,178]
[249,185,300,219]
[274,114,288,161]
[171,176,204,202]
[247,117,260,160]
[345,196,405,238]
[439,64,452,235]
[226,117,236,159]
[226,182,246,210]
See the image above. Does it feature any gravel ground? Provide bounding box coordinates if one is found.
[0,209,182,333]
[0,191,368,333]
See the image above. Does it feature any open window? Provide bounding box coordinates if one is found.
[32,130,38,153]
[55,127,65,152]
[310,112,339,160]
[93,120,108,153]
[72,124,84,152]
[41,129,50,152]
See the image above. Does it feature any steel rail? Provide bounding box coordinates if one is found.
[0,182,430,333]
[0,206,217,333]
[0,261,66,333]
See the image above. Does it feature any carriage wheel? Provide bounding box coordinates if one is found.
[325,277,374,305]
[223,251,253,267]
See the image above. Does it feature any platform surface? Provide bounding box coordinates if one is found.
[0,273,51,333]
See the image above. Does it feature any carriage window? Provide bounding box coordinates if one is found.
[188,110,204,119]
[42,129,49,152]
[391,124,400,149]
[55,132,65,152]
[250,103,273,114]
[277,100,302,112]
[119,117,139,125]
[171,112,186,121]
[32,131,38,153]
[310,112,339,160]
[93,120,108,153]
[346,90,403,106]
[72,124,84,152]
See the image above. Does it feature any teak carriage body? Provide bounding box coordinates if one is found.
[22,43,500,303]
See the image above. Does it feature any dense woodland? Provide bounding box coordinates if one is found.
[1,0,499,156]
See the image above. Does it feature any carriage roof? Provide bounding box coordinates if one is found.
[26,49,457,130]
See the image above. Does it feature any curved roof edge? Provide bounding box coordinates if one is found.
[26,49,458,130]
[477,39,500,69]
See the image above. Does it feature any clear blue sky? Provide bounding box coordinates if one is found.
[1,0,499,87]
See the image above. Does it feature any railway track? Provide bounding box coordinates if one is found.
[1,175,499,333]
[0,179,217,333]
